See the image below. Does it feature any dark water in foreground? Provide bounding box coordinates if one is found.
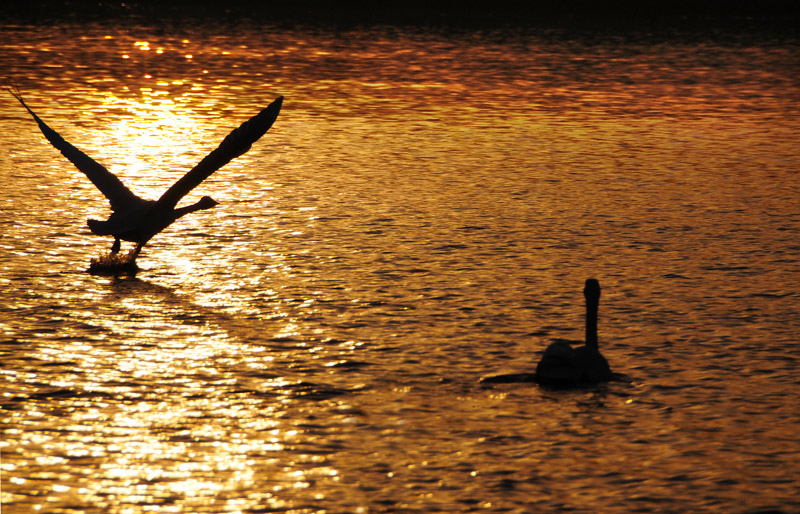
[1,19,799,514]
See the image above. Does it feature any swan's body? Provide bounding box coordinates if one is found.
[481,278,614,387]
[9,87,283,263]
[534,340,612,386]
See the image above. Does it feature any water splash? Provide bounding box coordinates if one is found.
[88,250,140,275]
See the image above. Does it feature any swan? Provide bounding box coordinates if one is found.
[480,278,614,387]
[8,87,283,266]
[534,278,612,386]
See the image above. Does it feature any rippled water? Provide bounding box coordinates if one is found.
[1,18,799,514]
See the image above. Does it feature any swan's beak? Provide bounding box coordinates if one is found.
[200,195,219,208]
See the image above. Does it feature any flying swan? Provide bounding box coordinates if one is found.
[9,87,283,270]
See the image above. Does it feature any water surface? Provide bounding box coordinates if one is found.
[1,20,799,514]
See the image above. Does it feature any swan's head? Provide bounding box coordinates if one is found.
[584,278,601,303]
[197,196,219,210]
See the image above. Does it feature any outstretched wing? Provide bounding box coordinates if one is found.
[8,87,141,211]
[155,96,284,210]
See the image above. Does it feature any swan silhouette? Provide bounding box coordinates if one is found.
[534,278,612,386]
[9,87,283,265]
[480,278,614,387]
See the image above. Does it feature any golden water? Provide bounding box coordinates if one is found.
[1,20,799,513]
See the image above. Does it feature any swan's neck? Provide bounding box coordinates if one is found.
[584,279,601,349]
[177,203,204,216]
[585,299,598,348]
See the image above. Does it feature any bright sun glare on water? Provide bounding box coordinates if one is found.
[94,94,202,196]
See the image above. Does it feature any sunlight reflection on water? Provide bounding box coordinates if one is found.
[1,18,800,514]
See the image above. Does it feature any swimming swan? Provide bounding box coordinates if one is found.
[534,278,612,386]
[9,87,283,264]
[480,278,613,386]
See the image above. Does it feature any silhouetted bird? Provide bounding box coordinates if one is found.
[480,278,614,387]
[9,87,283,264]
[534,279,612,386]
